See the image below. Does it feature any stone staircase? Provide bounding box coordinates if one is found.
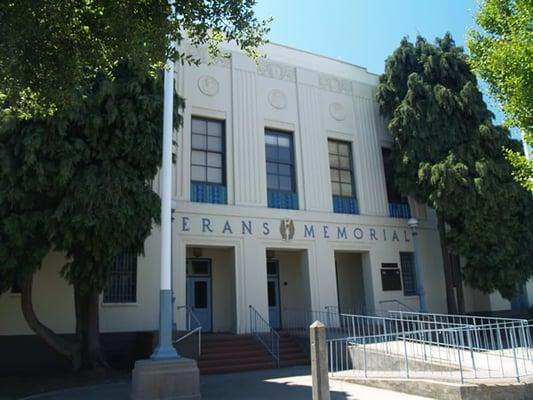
[198,332,309,374]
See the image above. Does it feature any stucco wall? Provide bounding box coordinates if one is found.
[277,250,310,327]
[0,252,75,335]
[335,252,365,311]
[463,285,491,313]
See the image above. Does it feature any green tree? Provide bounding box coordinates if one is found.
[0,0,270,116]
[468,0,533,189]
[1,0,268,369]
[376,34,533,311]
[0,63,181,368]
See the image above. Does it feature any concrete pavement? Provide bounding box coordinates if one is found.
[23,366,434,400]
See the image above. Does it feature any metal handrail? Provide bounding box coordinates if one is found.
[378,299,416,312]
[326,309,533,384]
[325,304,366,315]
[174,305,202,356]
[249,305,280,367]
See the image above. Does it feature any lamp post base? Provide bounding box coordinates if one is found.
[131,358,201,400]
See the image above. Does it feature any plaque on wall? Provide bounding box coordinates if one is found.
[381,263,402,291]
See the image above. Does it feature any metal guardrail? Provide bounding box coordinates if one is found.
[249,305,280,367]
[325,304,367,315]
[325,309,533,384]
[378,299,416,312]
[174,305,202,356]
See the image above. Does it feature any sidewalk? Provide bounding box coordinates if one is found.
[22,366,434,400]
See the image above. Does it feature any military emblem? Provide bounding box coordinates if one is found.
[280,218,295,240]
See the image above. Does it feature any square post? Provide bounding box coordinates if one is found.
[310,320,331,400]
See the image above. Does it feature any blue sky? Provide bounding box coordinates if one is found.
[254,0,477,75]
[253,0,511,129]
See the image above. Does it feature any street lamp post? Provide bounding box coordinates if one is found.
[408,218,428,313]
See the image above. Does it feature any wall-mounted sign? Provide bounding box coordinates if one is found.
[381,263,402,291]
[178,215,412,244]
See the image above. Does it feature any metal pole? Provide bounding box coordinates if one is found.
[409,218,428,313]
[171,209,176,332]
[151,50,179,360]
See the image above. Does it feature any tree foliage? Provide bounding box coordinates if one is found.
[376,34,533,300]
[0,63,181,367]
[0,0,270,116]
[468,0,533,189]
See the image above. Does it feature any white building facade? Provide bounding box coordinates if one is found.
[1,42,531,339]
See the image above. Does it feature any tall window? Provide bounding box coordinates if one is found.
[328,139,358,214]
[104,251,137,303]
[191,117,227,204]
[265,129,298,209]
[400,252,417,296]
[382,147,410,218]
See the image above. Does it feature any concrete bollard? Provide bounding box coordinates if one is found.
[310,320,331,400]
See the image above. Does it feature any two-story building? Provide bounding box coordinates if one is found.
[1,42,531,356]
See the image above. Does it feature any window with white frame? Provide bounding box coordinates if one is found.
[328,140,355,198]
[266,129,296,192]
[191,117,225,185]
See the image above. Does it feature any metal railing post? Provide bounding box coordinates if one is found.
[466,328,477,378]
[456,330,464,384]
[510,327,521,383]
[402,335,409,379]
[363,340,368,378]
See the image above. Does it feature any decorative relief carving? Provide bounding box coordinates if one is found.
[257,60,296,82]
[186,45,231,68]
[329,102,346,121]
[268,89,287,110]
[198,75,219,96]
[319,74,352,95]
[280,218,295,241]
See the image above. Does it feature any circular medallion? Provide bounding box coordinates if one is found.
[268,89,287,110]
[198,75,219,96]
[329,102,346,121]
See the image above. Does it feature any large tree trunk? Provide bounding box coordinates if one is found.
[437,215,458,314]
[20,274,81,369]
[74,284,109,369]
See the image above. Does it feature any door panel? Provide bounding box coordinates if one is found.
[268,277,281,329]
[186,277,212,331]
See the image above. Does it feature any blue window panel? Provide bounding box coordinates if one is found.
[389,202,411,219]
[332,195,359,215]
[191,182,227,204]
[267,190,299,210]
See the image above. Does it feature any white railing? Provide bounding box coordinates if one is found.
[249,305,280,367]
[174,305,202,357]
[326,310,533,384]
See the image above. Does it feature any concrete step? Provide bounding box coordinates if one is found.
[201,361,275,375]
[200,348,269,360]
[199,355,273,368]
[201,344,263,354]
[198,332,309,374]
